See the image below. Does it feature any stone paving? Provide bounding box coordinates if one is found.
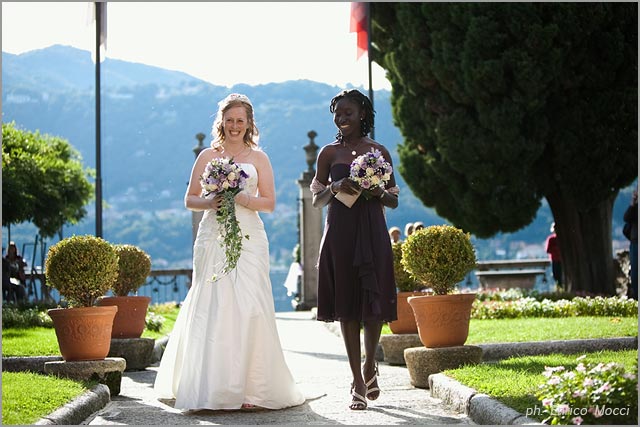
[83,311,475,425]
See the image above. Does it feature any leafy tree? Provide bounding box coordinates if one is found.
[371,3,637,295]
[2,122,94,237]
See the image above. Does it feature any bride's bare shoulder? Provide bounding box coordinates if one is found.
[197,147,219,160]
[251,149,272,165]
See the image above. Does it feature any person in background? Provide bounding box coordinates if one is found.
[2,248,13,302]
[311,89,399,410]
[413,221,424,232]
[388,226,401,243]
[3,242,27,304]
[623,189,637,299]
[403,222,414,240]
[545,222,562,289]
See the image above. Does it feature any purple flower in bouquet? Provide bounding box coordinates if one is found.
[201,157,249,197]
[349,149,392,195]
[200,157,250,279]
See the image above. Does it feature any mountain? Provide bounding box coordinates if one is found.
[3,44,201,91]
[2,45,634,270]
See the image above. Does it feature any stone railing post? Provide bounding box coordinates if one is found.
[296,131,322,310]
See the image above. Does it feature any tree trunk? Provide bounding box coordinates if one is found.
[546,191,617,296]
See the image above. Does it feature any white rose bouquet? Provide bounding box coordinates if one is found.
[349,148,392,191]
[335,148,392,208]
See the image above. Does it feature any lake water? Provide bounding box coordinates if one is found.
[131,268,296,313]
[26,268,296,312]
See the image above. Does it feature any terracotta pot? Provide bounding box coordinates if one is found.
[97,295,152,338]
[408,293,476,348]
[389,291,425,334]
[48,306,118,361]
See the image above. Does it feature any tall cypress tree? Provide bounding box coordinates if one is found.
[372,3,637,294]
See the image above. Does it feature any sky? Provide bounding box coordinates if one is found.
[1,2,392,90]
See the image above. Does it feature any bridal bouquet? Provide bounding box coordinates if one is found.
[200,157,250,279]
[337,148,392,207]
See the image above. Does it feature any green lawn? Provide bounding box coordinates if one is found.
[1,304,180,424]
[1,371,97,425]
[446,349,638,423]
[466,316,637,343]
[141,307,178,340]
[381,316,637,342]
[2,305,179,357]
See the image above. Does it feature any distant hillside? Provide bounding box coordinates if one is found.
[2,44,201,91]
[2,45,633,269]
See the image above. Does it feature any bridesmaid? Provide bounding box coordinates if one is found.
[310,89,399,410]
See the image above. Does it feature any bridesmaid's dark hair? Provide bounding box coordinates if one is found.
[329,89,375,137]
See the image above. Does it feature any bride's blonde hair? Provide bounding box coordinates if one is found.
[210,93,260,150]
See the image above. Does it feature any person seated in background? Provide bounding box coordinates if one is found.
[2,253,13,302]
[413,221,424,232]
[404,222,414,240]
[3,242,27,304]
[388,226,401,243]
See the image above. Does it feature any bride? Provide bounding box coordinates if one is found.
[154,93,305,411]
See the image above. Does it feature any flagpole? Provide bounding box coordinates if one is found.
[95,2,103,238]
[366,2,374,140]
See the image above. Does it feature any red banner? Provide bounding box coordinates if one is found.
[350,2,368,59]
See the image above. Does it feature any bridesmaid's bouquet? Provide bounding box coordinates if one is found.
[200,157,250,279]
[337,148,392,207]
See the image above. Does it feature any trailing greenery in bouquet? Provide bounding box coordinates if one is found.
[200,157,250,279]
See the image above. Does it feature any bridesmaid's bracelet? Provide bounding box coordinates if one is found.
[378,191,386,199]
[329,183,338,196]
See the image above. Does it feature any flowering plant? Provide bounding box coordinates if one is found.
[200,157,250,279]
[349,148,392,198]
[471,295,638,319]
[536,355,638,425]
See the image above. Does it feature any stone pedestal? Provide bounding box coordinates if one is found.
[404,345,482,389]
[108,338,155,370]
[379,334,422,365]
[152,335,170,363]
[44,357,126,396]
[296,131,322,311]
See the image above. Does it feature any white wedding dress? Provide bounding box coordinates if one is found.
[154,163,305,410]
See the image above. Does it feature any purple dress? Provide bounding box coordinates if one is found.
[316,164,397,322]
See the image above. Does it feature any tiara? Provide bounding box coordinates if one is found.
[219,93,253,108]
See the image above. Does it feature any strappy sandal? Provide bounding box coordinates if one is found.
[365,362,380,401]
[350,384,368,410]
